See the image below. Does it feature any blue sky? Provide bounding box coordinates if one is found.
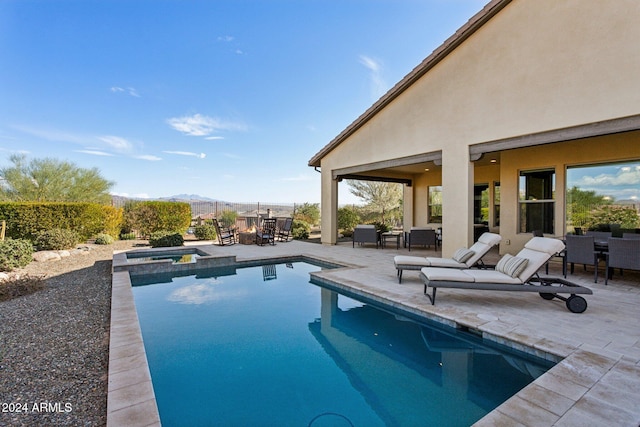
[0,0,486,203]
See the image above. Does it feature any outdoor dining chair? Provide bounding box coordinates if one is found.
[602,237,640,285]
[408,227,437,251]
[564,235,599,281]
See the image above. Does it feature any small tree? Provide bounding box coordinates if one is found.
[0,154,114,204]
[347,180,402,226]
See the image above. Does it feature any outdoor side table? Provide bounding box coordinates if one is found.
[381,232,401,249]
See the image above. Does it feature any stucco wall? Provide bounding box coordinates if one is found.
[318,0,640,249]
[320,0,640,172]
[499,132,640,253]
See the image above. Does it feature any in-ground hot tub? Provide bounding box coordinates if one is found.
[112,245,235,277]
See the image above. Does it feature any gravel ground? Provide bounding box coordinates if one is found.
[0,240,146,427]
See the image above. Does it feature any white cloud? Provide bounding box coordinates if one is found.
[359,54,388,99]
[205,136,225,141]
[74,150,115,157]
[163,150,206,159]
[98,135,133,153]
[110,86,140,97]
[166,113,247,137]
[217,35,234,42]
[133,154,162,161]
[111,192,151,199]
[577,167,640,187]
[167,283,248,305]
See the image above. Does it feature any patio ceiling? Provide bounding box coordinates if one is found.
[333,152,501,184]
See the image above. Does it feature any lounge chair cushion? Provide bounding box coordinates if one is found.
[452,248,475,263]
[514,237,565,281]
[495,254,529,278]
[394,255,431,267]
[420,267,523,284]
[394,256,468,269]
[464,232,502,266]
[426,258,467,268]
[420,268,475,282]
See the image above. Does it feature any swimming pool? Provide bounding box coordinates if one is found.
[131,261,553,426]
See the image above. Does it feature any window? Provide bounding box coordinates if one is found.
[566,161,640,233]
[494,182,500,227]
[474,184,489,224]
[519,169,555,234]
[428,186,442,223]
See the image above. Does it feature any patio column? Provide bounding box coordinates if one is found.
[441,146,474,257]
[320,167,338,245]
[403,184,414,233]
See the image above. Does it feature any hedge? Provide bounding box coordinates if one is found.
[0,202,124,242]
[123,201,191,238]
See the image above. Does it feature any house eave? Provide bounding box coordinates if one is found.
[307,0,512,168]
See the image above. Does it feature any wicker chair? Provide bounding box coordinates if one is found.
[603,238,640,285]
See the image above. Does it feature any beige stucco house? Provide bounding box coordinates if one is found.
[309,0,640,257]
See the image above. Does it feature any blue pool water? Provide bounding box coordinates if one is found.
[131,261,553,427]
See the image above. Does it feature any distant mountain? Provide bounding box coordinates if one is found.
[162,194,219,202]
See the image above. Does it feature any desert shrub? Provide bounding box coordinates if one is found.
[94,233,115,245]
[337,206,361,232]
[0,238,34,272]
[291,219,310,240]
[219,210,238,228]
[101,205,124,238]
[372,221,391,233]
[34,228,80,250]
[149,230,184,248]
[123,201,191,238]
[194,225,217,240]
[119,231,137,240]
[0,274,46,301]
[293,203,320,226]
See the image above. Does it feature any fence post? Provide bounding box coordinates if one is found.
[1,220,5,241]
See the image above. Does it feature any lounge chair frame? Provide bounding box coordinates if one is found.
[421,274,593,313]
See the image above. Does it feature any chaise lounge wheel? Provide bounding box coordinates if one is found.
[539,292,555,300]
[566,295,587,313]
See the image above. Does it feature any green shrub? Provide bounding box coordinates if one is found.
[119,231,137,240]
[0,238,34,272]
[94,233,115,245]
[0,202,123,241]
[34,228,81,250]
[123,201,191,238]
[149,230,184,248]
[291,219,310,240]
[219,210,238,228]
[194,225,217,240]
[337,206,361,232]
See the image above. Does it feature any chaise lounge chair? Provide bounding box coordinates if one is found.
[394,232,502,283]
[419,237,593,313]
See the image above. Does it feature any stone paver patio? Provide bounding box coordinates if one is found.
[108,239,640,426]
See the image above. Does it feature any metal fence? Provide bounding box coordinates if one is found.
[111,197,305,219]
